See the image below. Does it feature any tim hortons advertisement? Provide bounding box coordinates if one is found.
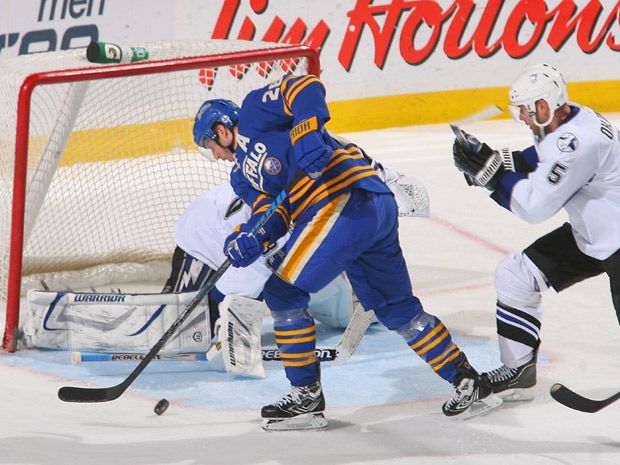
[200,0,620,101]
[2,0,619,124]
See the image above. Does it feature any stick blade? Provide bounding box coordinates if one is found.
[58,385,123,403]
[550,383,620,413]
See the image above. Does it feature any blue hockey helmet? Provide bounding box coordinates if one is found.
[193,99,240,148]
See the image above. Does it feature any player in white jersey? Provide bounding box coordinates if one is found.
[164,152,430,337]
[451,63,620,396]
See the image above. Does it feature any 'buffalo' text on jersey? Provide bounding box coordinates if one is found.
[230,74,390,241]
[492,104,620,260]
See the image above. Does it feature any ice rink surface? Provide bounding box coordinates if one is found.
[1,115,619,465]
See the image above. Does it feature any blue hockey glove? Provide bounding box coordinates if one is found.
[295,130,333,178]
[224,230,263,268]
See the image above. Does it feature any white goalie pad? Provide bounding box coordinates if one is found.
[307,273,354,328]
[24,289,211,353]
[212,295,266,378]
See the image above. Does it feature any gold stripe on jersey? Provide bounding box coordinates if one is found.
[289,176,316,203]
[280,75,295,116]
[291,166,377,222]
[288,145,370,205]
[279,192,350,283]
[282,75,323,115]
[252,195,291,227]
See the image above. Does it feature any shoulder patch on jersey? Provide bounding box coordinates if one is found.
[557,132,579,152]
[263,157,282,176]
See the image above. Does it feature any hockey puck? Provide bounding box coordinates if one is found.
[154,398,169,416]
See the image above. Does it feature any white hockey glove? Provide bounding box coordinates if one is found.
[374,162,430,217]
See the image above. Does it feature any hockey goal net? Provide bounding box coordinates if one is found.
[0,39,320,351]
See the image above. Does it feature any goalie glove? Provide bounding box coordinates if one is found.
[452,129,504,190]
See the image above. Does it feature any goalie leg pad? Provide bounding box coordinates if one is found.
[25,289,211,352]
[307,273,353,328]
[214,294,266,378]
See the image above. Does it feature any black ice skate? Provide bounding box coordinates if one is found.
[261,380,327,431]
[483,352,537,402]
[442,356,502,418]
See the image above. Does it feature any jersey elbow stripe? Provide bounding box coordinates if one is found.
[284,75,322,109]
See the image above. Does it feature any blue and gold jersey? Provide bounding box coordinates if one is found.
[231,74,391,237]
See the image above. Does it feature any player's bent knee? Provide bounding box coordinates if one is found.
[271,307,314,326]
[263,274,311,312]
[373,295,423,330]
[394,311,436,341]
[495,252,547,309]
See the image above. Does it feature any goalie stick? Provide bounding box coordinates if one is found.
[550,383,620,413]
[72,306,375,364]
[58,174,303,403]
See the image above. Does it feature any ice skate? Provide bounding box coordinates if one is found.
[261,380,327,431]
[442,356,502,419]
[483,353,537,402]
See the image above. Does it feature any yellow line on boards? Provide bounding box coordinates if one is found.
[25,80,619,166]
[327,80,620,133]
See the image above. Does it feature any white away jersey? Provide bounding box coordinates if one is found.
[175,183,273,297]
[508,104,620,259]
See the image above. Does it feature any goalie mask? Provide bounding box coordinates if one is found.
[508,63,567,128]
[193,98,240,149]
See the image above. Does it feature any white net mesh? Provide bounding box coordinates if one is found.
[0,39,313,344]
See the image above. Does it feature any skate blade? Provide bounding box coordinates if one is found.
[261,412,328,431]
[498,388,535,402]
[456,393,503,420]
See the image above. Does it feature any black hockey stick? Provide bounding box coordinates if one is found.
[58,175,302,403]
[550,383,620,413]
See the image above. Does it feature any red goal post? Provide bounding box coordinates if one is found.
[1,40,320,351]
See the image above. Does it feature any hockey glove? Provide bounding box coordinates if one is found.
[294,130,333,178]
[224,229,264,268]
[452,130,504,190]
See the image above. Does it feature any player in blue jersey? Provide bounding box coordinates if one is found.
[193,75,500,430]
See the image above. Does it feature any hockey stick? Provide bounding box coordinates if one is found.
[58,176,301,403]
[450,104,504,146]
[550,383,620,413]
[73,305,374,365]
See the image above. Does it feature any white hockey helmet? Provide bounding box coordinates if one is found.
[508,63,567,127]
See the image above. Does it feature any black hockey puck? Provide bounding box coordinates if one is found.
[154,398,169,416]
